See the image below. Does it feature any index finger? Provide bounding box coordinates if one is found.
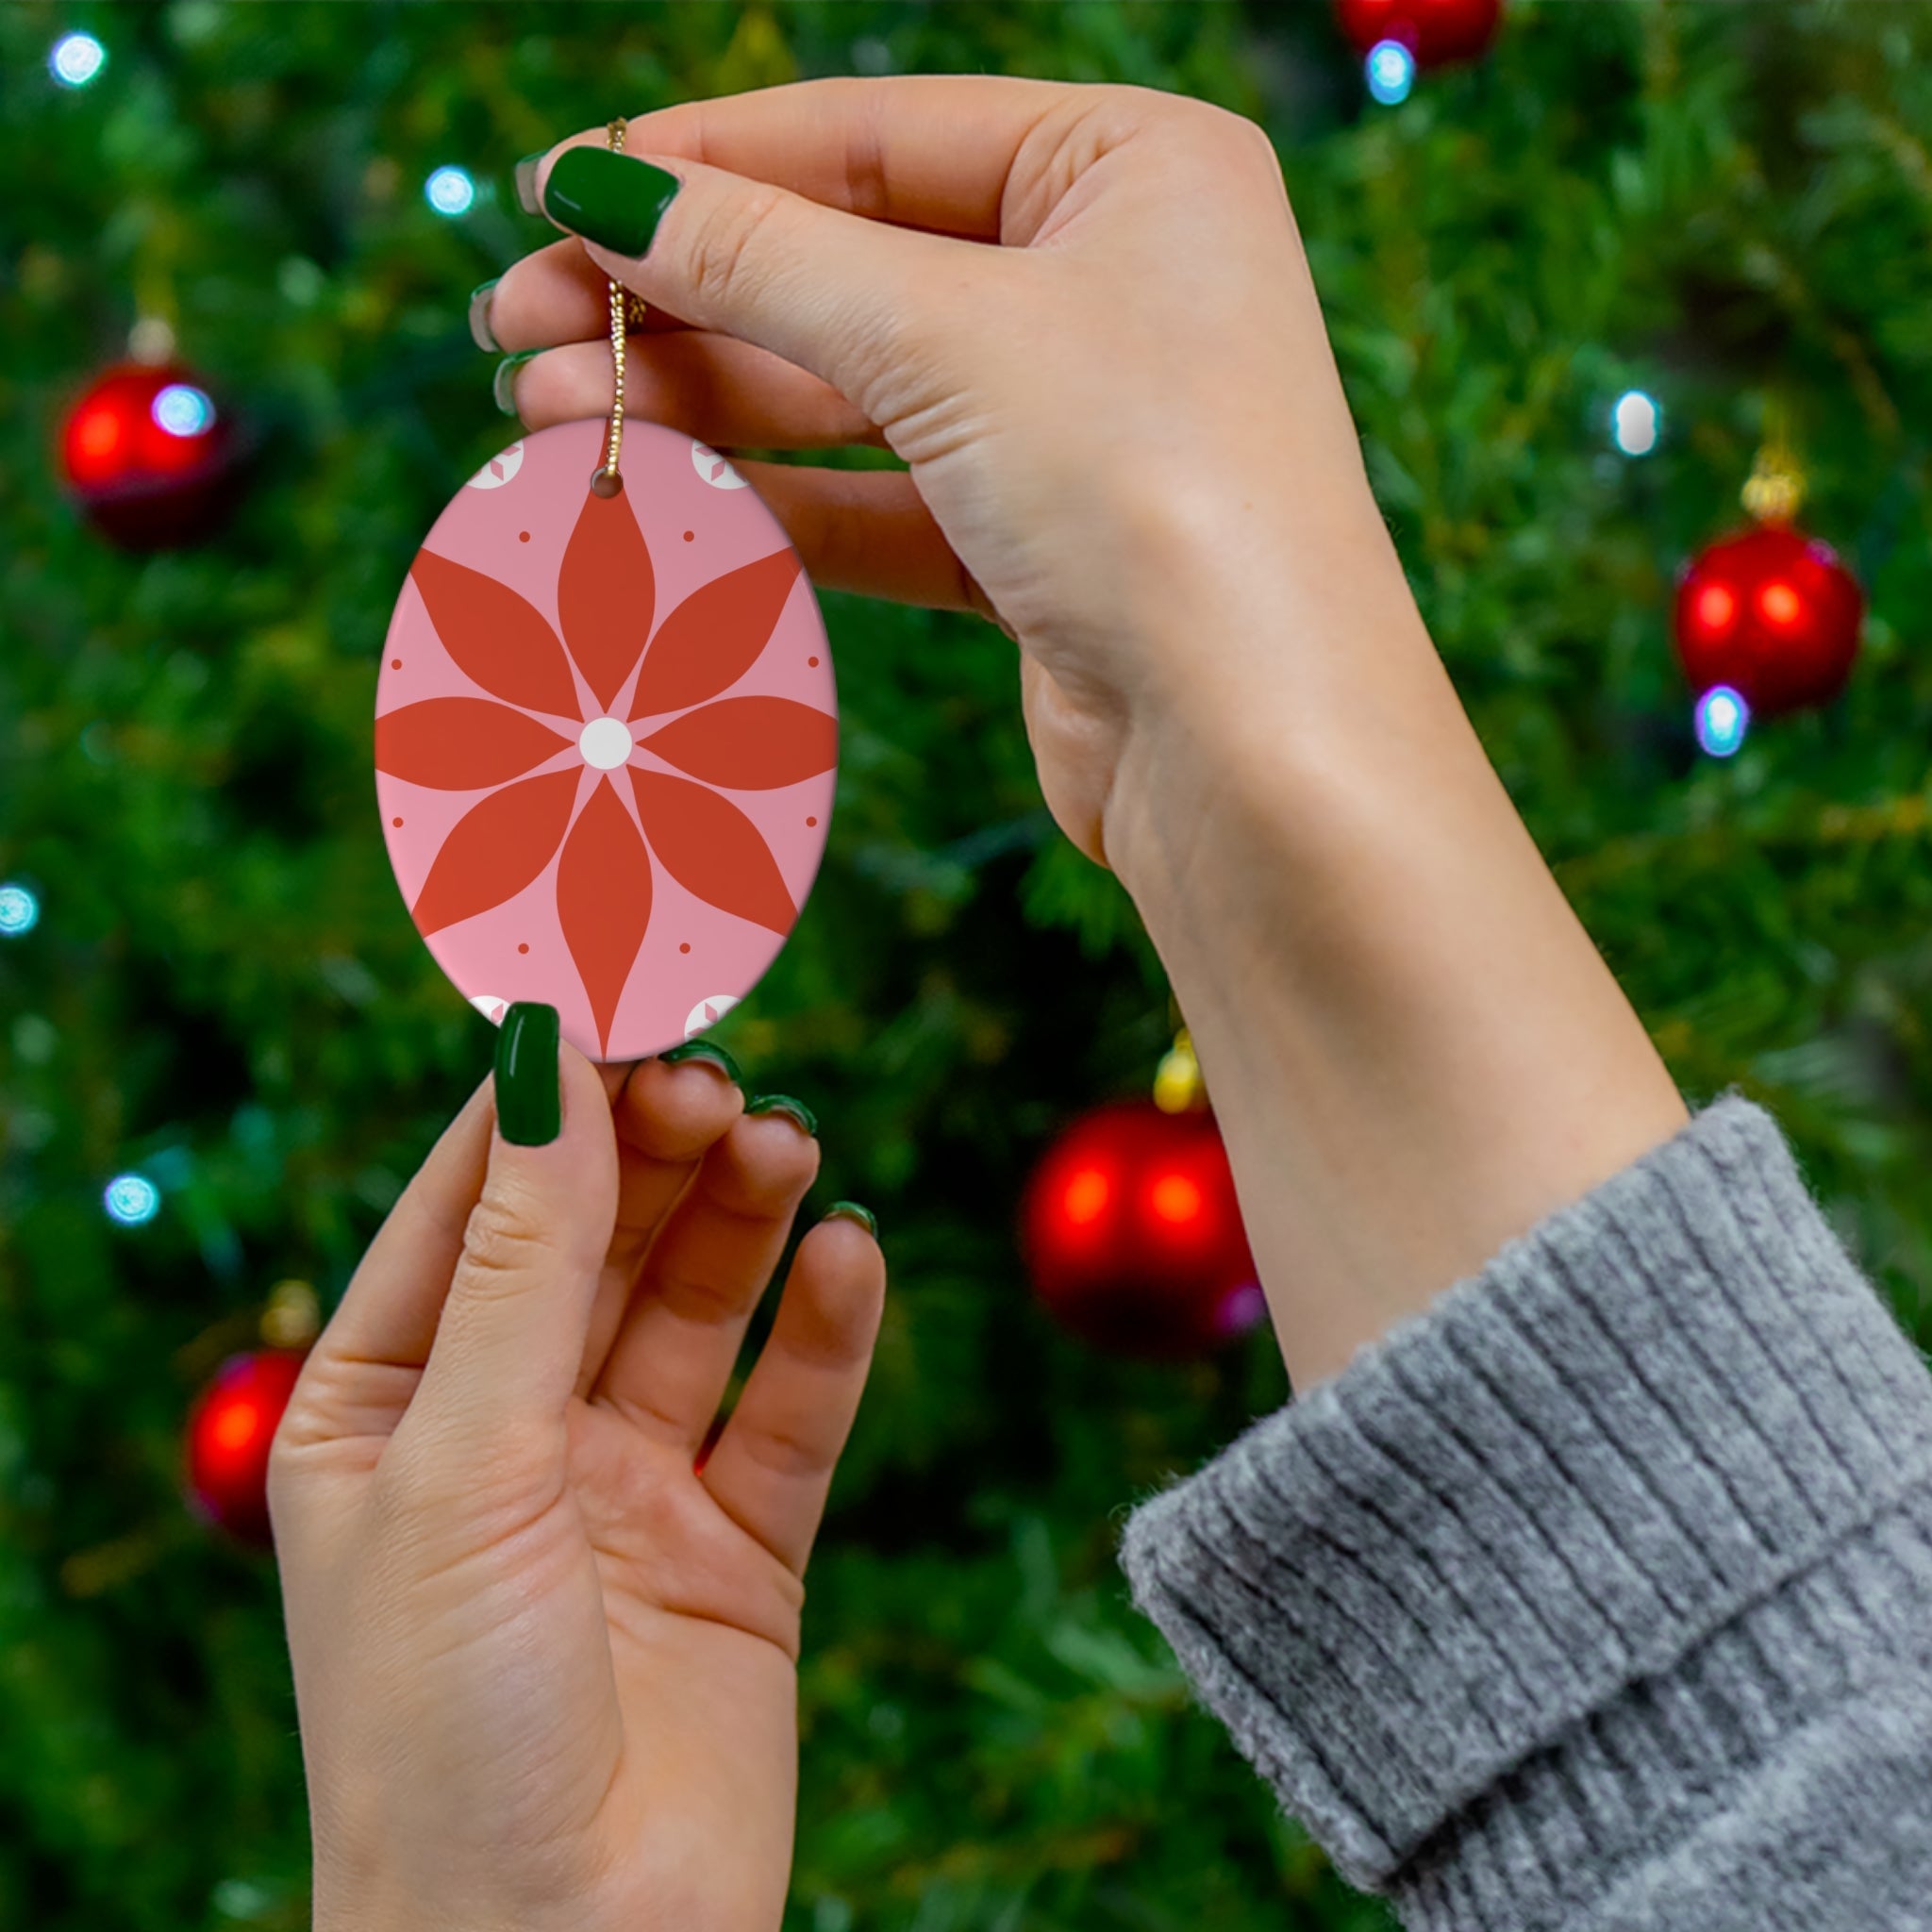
[548,74,1079,242]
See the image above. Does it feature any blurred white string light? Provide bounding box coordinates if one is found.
[50,31,106,88]
[1366,41,1416,106]
[1611,389,1661,457]
[425,166,476,217]
[0,882,40,936]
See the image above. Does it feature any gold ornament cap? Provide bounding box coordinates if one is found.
[260,1278,321,1351]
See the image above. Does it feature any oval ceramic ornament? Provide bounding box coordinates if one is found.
[376,416,836,1060]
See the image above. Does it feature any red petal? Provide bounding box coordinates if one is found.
[638,697,837,790]
[558,486,656,713]
[375,698,572,790]
[411,549,580,718]
[630,550,802,721]
[629,770,795,936]
[556,779,654,1057]
[411,770,580,937]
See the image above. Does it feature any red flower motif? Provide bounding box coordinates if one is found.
[376,486,835,1054]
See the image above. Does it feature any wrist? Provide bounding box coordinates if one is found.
[1098,525,1686,1387]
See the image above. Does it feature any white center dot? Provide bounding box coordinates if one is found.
[578,716,633,770]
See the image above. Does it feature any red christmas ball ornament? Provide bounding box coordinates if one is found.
[1674,524,1862,719]
[184,1349,306,1546]
[59,361,241,548]
[1335,0,1502,66]
[1021,1100,1263,1359]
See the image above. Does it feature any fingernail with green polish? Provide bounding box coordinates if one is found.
[495,1002,560,1146]
[513,152,545,216]
[468,278,501,353]
[658,1038,742,1084]
[492,349,540,416]
[824,1201,878,1238]
[541,146,681,257]
[746,1093,818,1138]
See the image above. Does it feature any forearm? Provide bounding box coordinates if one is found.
[1104,491,1686,1388]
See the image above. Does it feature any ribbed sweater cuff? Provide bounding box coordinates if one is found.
[1120,1098,1932,1906]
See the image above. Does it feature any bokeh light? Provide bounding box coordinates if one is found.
[425,165,476,216]
[1694,685,1750,758]
[104,1174,161,1226]
[1611,389,1660,457]
[1366,40,1416,106]
[49,32,106,88]
[152,384,216,438]
[0,883,39,937]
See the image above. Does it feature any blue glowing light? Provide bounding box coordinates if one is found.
[50,31,106,88]
[104,1174,161,1226]
[152,383,215,438]
[1694,684,1750,758]
[0,883,39,937]
[1612,389,1661,457]
[1366,40,1416,106]
[425,166,476,217]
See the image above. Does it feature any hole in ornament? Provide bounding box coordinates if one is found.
[679,941,691,954]
[590,466,624,499]
[518,942,529,954]
[683,530,694,542]
[519,530,530,542]
[808,656,820,667]
[391,658,402,669]
[391,817,403,827]
[807,815,818,826]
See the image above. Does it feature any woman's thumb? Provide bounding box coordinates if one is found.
[408,1006,619,1446]
[528,141,965,413]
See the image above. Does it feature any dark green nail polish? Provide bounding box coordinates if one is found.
[746,1093,818,1138]
[492,349,539,416]
[468,278,501,353]
[513,152,545,216]
[494,1003,560,1146]
[824,1200,877,1238]
[658,1038,742,1084]
[541,146,681,257]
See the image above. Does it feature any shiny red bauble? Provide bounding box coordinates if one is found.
[59,362,240,548]
[184,1349,306,1546]
[1673,525,1863,718]
[1335,0,1502,65]
[1020,1101,1263,1358]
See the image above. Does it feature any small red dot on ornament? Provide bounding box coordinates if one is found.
[806,815,818,827]
[1695,583,1737,635]
[683,530,694,541]
[679,941,691,954]
[1759,580,1802,626]
[518,942,529,955]
[391,658,402,669]
[519,531,530,542]
[808,656,820,667]
[391,816,403,827]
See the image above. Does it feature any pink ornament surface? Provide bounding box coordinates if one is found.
[376,418,835,1060]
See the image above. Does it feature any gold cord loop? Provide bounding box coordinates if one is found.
[590,117,641,498]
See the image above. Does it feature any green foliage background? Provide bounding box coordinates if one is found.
[4,3,1931,1928]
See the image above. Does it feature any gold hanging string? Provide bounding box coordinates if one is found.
[590,117,645,498]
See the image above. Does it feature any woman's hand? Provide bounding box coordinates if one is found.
[482,77,1685,1389]
[270,1032,883,1932]
[485,76,1382,875]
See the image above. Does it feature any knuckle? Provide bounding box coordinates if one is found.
[683,182,792,314]
[453,1191,549,1298]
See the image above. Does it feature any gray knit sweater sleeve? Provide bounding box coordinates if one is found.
[1120,1098,1932,1931]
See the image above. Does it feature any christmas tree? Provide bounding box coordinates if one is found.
[4,5,1931,1928]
